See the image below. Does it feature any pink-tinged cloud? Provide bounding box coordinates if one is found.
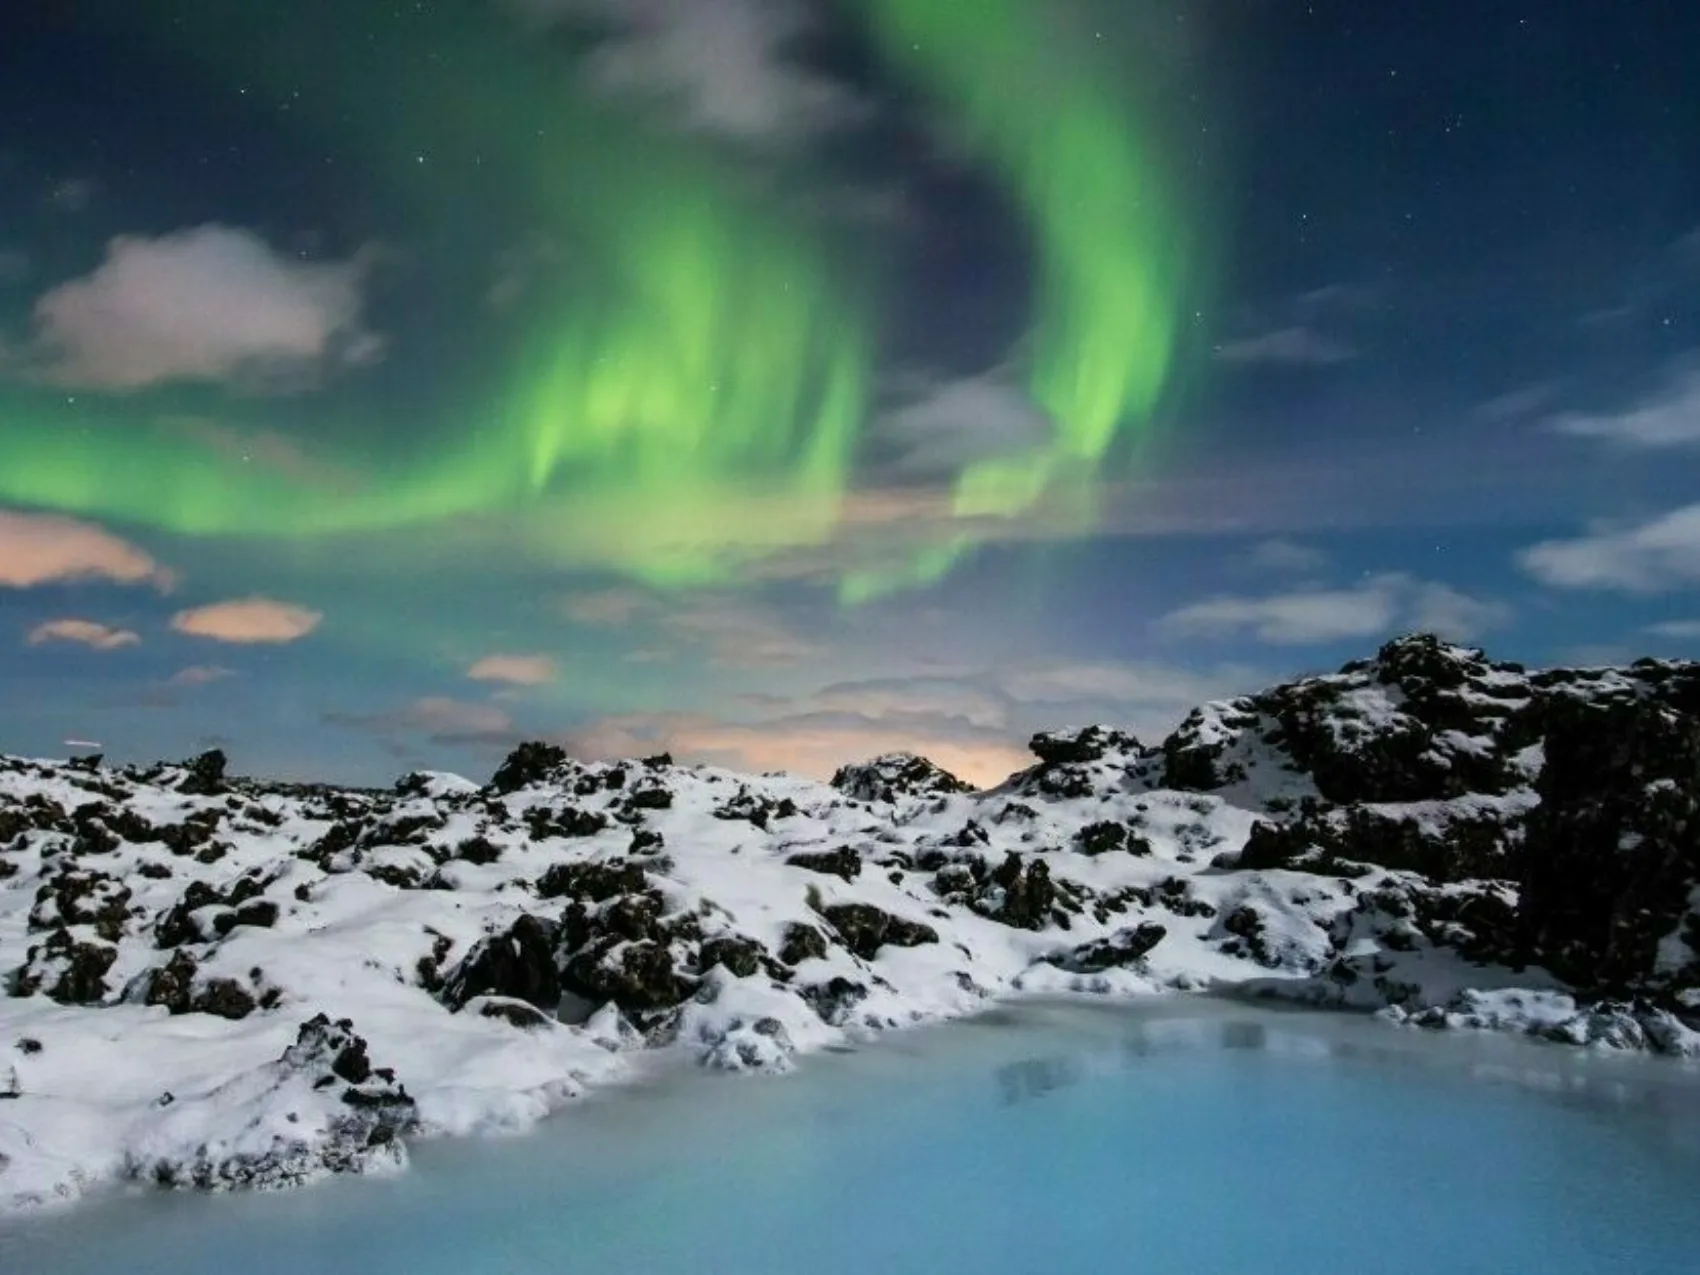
[0,510,174,590]
[467,653,557,686]
[171,597,322,644]
[27,618,141,650]
[565,712,1032,788]
[30,224,378,391]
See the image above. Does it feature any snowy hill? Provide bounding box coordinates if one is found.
[2,634,1697,1210]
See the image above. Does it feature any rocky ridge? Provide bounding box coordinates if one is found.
[1,634,1696,1210]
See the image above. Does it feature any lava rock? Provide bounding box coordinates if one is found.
[440,915,561,1011]
[1051,923,1168,973]
[830,753,973,803]
[785,847,863,882]
[819,903,938,961]
[489,742,567,795]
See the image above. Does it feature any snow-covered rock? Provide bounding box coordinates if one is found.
[0,632,1696,1213]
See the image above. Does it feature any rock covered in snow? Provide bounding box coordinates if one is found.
[0,634,1697,1214]
[125,1014,416,1192]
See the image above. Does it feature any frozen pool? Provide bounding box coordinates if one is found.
[6,999,1700,1274]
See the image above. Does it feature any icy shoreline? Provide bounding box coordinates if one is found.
[4,635,1698,1213]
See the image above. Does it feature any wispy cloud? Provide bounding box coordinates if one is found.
[1158,574,1509,645]
[468,653,557,686]
[1519,504,1700,593]
[0,511,175,590]
[27,225,380,391]
[171,597,323,644]
[169,664,237,687]
[327,696,516,748]
[870,371,1052,480]
[1244,538,1329,573]
[503,0,865,147]
[26,618,141,650]
[561,587,821,668]
[1645,619,1700,640]
[1547,363,1700,449]
[1214,325,1355,367]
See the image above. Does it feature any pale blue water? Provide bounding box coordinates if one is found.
[7,1000,1700,1274]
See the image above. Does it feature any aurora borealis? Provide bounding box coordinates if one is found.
[0,0,1190,593]
[2,1,1696,784]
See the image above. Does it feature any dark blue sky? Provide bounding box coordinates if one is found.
[1,0,1697,786]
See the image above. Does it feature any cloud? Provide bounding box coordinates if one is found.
[169,665,237,687]
[0,511,175,590]
[26,618,141,650]
[1475,382,1559,423]
[28,225,378,391]
[468,653,557,686]
[563,710,1031,788]
[562,587,651,627]
[171,597,323,644]
[1214,326,1355,367]
[809,679,1010,730]
[505,0,864,146]
[64,738,103,750]
[328,696,516,747]
[1158,574,1508,645]
[1547,364,1700,449]
[1519,504,1700,593]
[1406,581,1514,640]
[870,372,1053,480]
[1645,620,1700,640]
[1245,538,1328,573]
[561,587,820,668]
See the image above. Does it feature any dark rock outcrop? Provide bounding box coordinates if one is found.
[831,753,972,803]
[818,903,938,961]
[440,915,561,1012]
[489,742,567,795]
[785,847,862,882]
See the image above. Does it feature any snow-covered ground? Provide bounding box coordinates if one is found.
[3,636,1697,1213]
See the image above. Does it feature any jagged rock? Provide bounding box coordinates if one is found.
[713,787,796,829]
[474,996,553,1029]
[526,805,609,840]
[981,853,1055,931]
[778,923,829,966]
[536,859,649,903]
[12,928,117,1004]
[800,977,868,1025]
[785,847,862,881]
[132,952,264,1019]
[819,903,938,961]
[29,868,132,942]
[177,749,229,796]
[489,742,567,795]
[698,935,765,978]
[1029,726,1141,767]
[1519,694,1700,995]
[130,1015,416,1192]
[625,783,673,811]
[440,915,561,1011]
[561,940,695,1015]
[831,753,972,803]
[698,1016,797,1072]
[1050,923,1168,973]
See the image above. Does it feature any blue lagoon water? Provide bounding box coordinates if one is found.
[7,1000,1700,1274]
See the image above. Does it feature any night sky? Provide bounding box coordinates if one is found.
[1,0,1697,786]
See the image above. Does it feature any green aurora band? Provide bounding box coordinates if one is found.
[0,0,1187,598]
